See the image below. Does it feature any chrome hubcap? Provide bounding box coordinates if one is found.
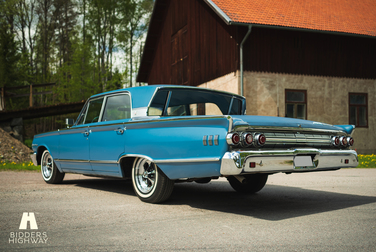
[42,152,53,180]
[134,159,156,194]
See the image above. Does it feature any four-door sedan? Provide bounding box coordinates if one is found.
[31,85,358,203]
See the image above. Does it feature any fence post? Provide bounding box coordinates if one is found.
[0,87,4,111]
[29,85,33,107]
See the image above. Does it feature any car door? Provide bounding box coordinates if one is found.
[58,98,105,171]
[89,93,131,176]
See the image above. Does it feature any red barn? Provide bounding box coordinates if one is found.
[137,0,376,154]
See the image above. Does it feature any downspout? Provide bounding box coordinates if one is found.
[240,25,252,96]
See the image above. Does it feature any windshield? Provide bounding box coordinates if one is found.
[148,88,244,116]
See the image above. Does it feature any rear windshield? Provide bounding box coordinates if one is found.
[148,89,243,116]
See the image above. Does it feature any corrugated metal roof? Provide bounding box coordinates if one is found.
[206,0,376,37]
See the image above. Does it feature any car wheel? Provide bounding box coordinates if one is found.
[132,158,174,203]
[41,150,65,184]
[227,174,268,194]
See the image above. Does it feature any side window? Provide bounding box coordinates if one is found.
[148,90,169,116]
[76,104,88,125]
[102,94,131,121]
[285,90,307,119]
[349,93,368,127]
[84,98,104,124]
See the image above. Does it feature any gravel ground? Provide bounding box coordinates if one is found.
[0,169,375,251]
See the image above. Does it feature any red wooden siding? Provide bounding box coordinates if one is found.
[243,27,376,79]
[146,0,238,86]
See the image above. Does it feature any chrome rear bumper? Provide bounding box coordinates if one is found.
[220,148,358,175]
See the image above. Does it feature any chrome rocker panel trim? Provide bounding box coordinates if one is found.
[220,148,358,175]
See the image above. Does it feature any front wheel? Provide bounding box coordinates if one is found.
[131,158,174,203]
[227,174,268,194]
[41,150,65,184]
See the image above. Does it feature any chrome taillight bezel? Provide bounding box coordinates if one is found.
[339,136,348,146]
[254,133,266,146]
[226,132,240,145]
[347,137,354,146]
[331,136,340,147]
[242,132,254,146]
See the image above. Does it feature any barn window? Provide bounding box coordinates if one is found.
[285,90,307,119]
[349,93,368,127]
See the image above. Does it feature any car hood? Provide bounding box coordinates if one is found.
[230,115,355,134]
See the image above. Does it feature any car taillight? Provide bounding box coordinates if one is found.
[347,137,354,146]
[226,133,240,145]
[242,133,253,145]
[332,136,340,147]
[340,136,348,146]
[255,133,266,146]
[232,133,240,145]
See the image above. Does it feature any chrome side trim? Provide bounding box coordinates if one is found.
[208,135,213,146]
[56,159,118,164]
[90,160,118,164]
[203,135,208,146]
[155,157,220,164]
[55,159,89,163]
[214,135,219,145]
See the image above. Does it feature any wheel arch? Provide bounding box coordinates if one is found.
[36,146,63,173]
[36,146,48,165]
[118,154,155,179]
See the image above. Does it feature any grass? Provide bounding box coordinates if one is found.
[0,161,39,171]
[357,154,376,168]
[0,155,375,171]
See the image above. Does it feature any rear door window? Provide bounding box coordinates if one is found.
[102,94,131,121]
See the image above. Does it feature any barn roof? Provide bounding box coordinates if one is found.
[206,0,376,37]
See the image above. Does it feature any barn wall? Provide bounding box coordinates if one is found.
[242,27,376,79]
[147,0,238,86]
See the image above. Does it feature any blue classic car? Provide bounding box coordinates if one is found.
[31,85,358,203]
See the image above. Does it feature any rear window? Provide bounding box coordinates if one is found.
[148,89,243,116]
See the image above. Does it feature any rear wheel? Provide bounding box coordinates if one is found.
[227,174,268,194]
[41,150,65,184]
[131,158,174,203]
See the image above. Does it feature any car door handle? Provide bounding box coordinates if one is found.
[83,130,90,137]
[115,127,126,135]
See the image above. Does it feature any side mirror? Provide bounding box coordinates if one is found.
[65,118,74,128]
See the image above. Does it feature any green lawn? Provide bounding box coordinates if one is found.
[0,161,39,171]
[1,155,375,171]
[357,154,376,168]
